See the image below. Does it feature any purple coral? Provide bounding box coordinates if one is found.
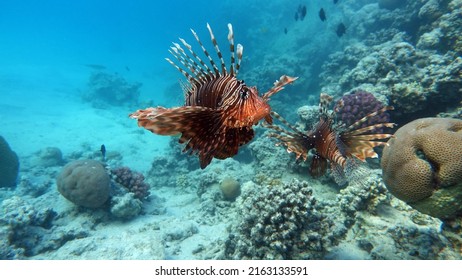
[111,167,150,200]
[334,90,390,133]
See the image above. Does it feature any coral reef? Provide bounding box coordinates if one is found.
[0,196,56,258]
[320,0,462,123]
[248,134,290,186]
[31,147,63,167]
[225,180,332,259]
[323,171,458,259]
[110,193,142,220]
[111,166,150,200]
[379,0,405,10]
[0,136,19,188]
[82,71,142,108]
[381,118,462,218]
[295,105,320,131]
[57,159,110,208]
[219,177,241,201]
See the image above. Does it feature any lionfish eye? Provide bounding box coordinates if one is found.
[240,88,249,100]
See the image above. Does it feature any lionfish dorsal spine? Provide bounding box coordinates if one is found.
[227,23,236,76]
[178,38,214,78]
[166,42,208,84]
[236,44,243,76]
[165,55,198,85]
[206,23,227,75]
[319,93,334,118]
[169,43,206,83]
[190,27,221,75]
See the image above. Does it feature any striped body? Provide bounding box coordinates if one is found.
[266,93,395,183]
[130,23,297,168]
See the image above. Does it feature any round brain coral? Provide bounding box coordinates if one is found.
[381,118,462,219]
[57,159,110,208]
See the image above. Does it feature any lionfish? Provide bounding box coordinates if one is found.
[130,23,297,168]
[265,93,395,184]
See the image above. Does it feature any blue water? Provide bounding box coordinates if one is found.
[1,0,461,260]
[0,0,343,156]
[0,0,344,108]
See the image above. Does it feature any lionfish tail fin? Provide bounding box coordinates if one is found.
[344,159,370,187]
[262,75,298,101]
[331,162,347,186]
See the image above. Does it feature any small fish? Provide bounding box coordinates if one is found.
[100,144,106,161]
[130,23,297,168]
[125,66,130,71]
[300,5,307,21]
[336,23,346,37]
[84,64,106,70]
[295,5,307,21]
[284,27,288,34]
[319,8,326,22]
[334,0,339,4]
[265,93,394,184]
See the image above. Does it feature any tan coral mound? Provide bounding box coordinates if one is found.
[381,117,462,219]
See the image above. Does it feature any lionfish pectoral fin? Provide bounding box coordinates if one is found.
[200,153,214,169]
[310,153,328,177]
[262,75,298,101]
[130,106,218,135]
[130,106,226,168]
[214,127,254,160]
[129,107,183,135]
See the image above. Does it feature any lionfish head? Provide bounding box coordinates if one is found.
[223,75,298,128]
[222,82,271,128]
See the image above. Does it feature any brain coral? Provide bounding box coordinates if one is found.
[57,160,110,208]
[381,118,462,219]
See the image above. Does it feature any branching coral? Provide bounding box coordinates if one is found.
[225,179,332,259]
[111,167,150,200]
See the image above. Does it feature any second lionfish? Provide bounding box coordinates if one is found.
[266,93,395,184]
[130,23,297,168]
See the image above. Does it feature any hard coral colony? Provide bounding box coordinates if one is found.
[130,24,297,168]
